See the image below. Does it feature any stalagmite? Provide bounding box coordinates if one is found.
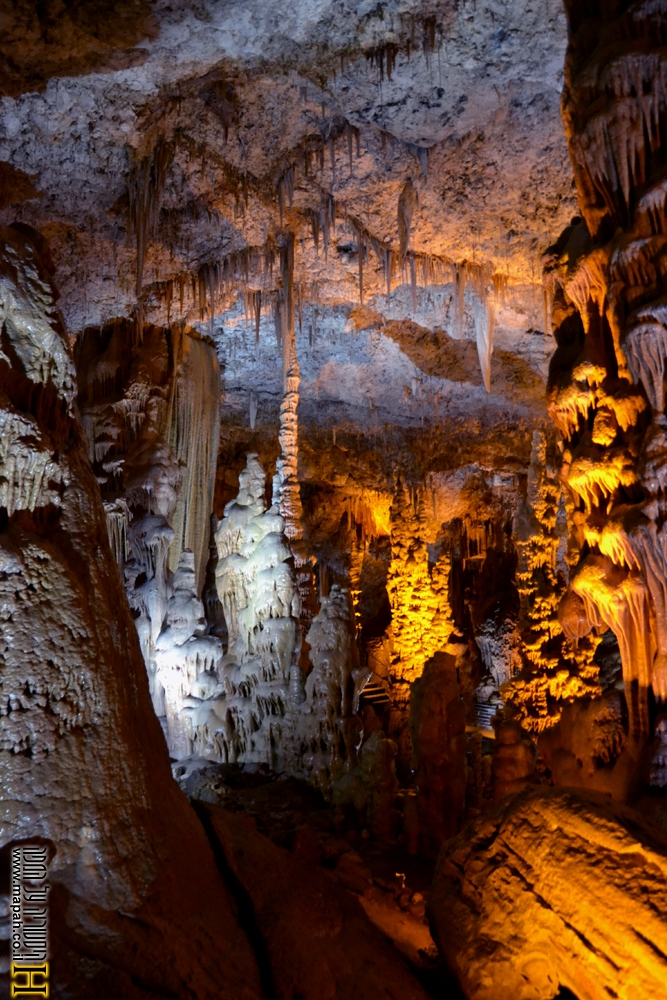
[154,549,223,756]
[297,584,364,790]
[0,225,262,998]
[385,483,455,762]
[504,431,601,732]
[274,235,303,542]
[409,652,467,856]
[186,453,300,765]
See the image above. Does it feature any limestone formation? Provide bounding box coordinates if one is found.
[429,787,667,1000]
[201,453,299,765]
[505,430,601,731]
[385,482,455,761]
[545,0,667,747]
[4,1,667,996]
[298,583,365,791]
[409,652,467,856]
[0,225,261,999]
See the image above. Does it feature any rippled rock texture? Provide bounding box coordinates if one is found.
[429,787,667,1000]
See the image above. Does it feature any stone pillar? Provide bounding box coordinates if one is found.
[409,652,467,857]
[0,227,260,998]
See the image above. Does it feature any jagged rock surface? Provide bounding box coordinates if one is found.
[429,787,667,1000]
[546,0,667,752]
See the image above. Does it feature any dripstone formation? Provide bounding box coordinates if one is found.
[2,1,667,998]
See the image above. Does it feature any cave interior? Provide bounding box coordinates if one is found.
[2,1,667,999]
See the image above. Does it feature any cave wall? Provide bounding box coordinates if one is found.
[540,0,667,794]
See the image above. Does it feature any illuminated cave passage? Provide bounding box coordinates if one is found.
[2,1,667,998]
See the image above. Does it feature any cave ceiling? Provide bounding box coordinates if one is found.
[0,0,576,482]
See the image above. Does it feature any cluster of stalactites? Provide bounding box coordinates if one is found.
[134,135,508,395]
[84,325,219,596]
[385,482,454,709]
[543,2,667,727]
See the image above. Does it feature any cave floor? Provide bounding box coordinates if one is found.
[175,758,466,999]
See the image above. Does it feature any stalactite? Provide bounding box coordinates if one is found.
[127,136,174,304]
[474,293,494,393]
[277,165,295,225]
[104,497,130,568]
[398,178,416,258]
[249,390,258,430]
[544,0,667,740]
[0,408,63,513]
[357,225,364,305]
[165,330,221,594]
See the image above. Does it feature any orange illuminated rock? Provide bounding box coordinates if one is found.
[492,719,537,803]
[429,786,667,1000]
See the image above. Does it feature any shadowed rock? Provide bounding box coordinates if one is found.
[0,225,261,999]
[205,804,433,1000]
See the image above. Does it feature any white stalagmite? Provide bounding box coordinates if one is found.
[180,454,299,764]
[178,455,366,788]
[154,550,223,756]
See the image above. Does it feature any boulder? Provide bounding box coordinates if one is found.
[429,786,667,1000]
